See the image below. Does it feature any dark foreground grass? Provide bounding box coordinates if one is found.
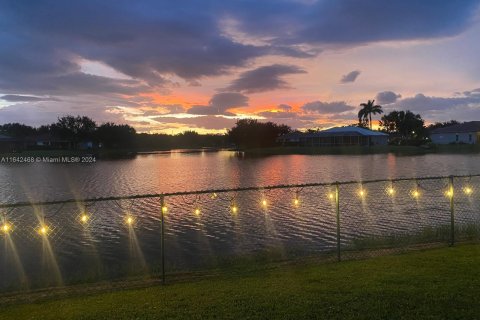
[1,244,479,320]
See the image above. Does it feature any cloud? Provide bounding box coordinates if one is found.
[385,90,480,122]
[257,111,298,119]
[340,70,361,83]
[298,0,479,45]
[302,101,356,114]
[187,92,249,115]
[376,91,402,104]
[224,64,306,93]
[1,1,479,131]
[152,115,237,131]
[277,104,293,111]
[0,95,59,102]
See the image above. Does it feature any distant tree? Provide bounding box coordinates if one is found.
[0,123,36,137]
[379,110,427,144]
[227,119,292,149]
[427,120,460,132]
[96,122,136,148]
[358,100,383,130]
[49,116,96,149]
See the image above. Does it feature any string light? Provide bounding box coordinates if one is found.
[261,199,268,208]
[194,208,201,216]
[38,224,50,236]
[1,222,11,234]
[387,187,395,196]
[80,213,89,224]
[358,189,366,198]
[231,204,238,214]
[293,191,300,206]
[162,205,168,214]
[412,190,420,198]
[125,215,134,226]
[464,187,473,195]
[445,189,453,198]
[328,193,334,200]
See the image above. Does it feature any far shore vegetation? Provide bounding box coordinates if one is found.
[0,101,475,158]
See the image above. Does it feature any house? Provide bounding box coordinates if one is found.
[278,126,389,147]
[0,134,16,153]
[430,121,480,145]
[24,133,71,149]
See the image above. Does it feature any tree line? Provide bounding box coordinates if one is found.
[0,116,225,150]
[0,106,468,151]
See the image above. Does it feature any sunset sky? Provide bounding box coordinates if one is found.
[1,1,480,134]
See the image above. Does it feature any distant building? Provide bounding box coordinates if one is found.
[0,134,16,153]
[430,121,480,145]
[278,126,389,147]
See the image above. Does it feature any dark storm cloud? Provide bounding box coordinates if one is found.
[296,0,479,45]
[0,0,314,98]
[187,92,249,115]
[376,91,402,104]
[1,0,477,97]
[224,64,306,93]
[340,70,361,83]
[302,101,355,114]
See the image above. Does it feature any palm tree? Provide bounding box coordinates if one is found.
[358,100,383,130]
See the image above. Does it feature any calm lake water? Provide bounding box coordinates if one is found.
[1,152,480,291]
[2,151,480,202]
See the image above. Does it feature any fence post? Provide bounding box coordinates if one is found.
[449,176,455,246]
[160,195,166,284]
[335,182,341,261]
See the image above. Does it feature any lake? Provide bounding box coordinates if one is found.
[1,152,480,291]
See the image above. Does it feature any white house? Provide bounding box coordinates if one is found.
[278,126,389,147]
[430,121,480,145]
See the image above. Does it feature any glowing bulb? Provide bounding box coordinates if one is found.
[126,216,134,225]
[465,187,473,195]
[412,190,420,198]
[38,225,49,236]
[261,199,268,208]
[328,193,334,200]
[359,189,366,197]
[445,190,453,198]
[231,205,238,214]
[2,223,11,233]
[194,208,201,215]
[387,187,395,196]
[80,214,89,223]
[162,206,168,214]
[294,198,300,206]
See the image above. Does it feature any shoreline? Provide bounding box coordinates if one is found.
[1,144,480,160]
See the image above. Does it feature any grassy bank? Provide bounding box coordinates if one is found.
[1,244,479,319]
[242,144,480,156]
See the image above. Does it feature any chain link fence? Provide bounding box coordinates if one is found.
[1,175,479,294]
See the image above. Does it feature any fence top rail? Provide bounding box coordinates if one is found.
[1,173,479,209]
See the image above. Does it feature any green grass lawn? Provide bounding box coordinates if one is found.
[1,244,479,320]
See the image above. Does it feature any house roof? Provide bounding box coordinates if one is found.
[431,121,480,134]
[320,126,388,136]
[280,126,388,139]
[0,134,14,141]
